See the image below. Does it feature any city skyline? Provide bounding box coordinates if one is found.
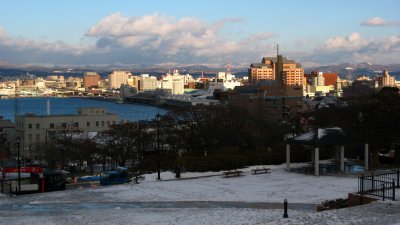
[0,0,399,67]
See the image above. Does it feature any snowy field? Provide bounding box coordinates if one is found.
[1,163,400,225]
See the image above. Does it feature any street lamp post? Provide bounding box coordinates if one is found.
[16,137,21,193]
[155,113,161,180]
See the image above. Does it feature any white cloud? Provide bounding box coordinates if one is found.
[0,13,274,66]
[83,13,276,64]
[361,17,400,27]
[319,32,369,51]
[319,32,400,53]
[86,13,250,58]
[1,13,400,67]
[361,17,389,26]
[0,26,91,54]
[240,32,275,44]
[306,33,400,64]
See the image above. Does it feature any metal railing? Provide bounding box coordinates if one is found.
[358,169,399,201]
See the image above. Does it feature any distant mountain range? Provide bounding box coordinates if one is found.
[305,63,400,80]
[0,61,399,79]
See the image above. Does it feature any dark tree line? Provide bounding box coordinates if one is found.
[40,102,290,173]
[40,121,155,173]
[302,87,400,166]
[40,87,400,173]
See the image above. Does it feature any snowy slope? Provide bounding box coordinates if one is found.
[0,163,399,225]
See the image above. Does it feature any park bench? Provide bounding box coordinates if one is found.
[251,167,271,174]
[223,170,243,177]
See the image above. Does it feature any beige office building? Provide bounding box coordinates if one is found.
[140,76,159,91]
[15,107,120,155]
[108,71,132,89]
[375,70,396,88]
[161,74,184,94]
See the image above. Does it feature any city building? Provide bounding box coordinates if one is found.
[127,76,141,90]
[139,75,158,91]
[46,75,65,82]
[65,76,83,90]
[183,74,196,89]
[323,73,338,87]
[249,56,304,85]
[375,70,396,88]
[108,70,132,89]
[0,116,15,160]
[357,76,372,81]
[208,72,242,91]
[218,54,304,121]
[15,107,120,156]
[304,71,338,87]
[303,72,339,97]
[160,70,185,94]
[342,80,377,98]
[83,72,101,88]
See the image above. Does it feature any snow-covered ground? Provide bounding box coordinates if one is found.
[1,163,399,225]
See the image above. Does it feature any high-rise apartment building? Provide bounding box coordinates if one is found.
[108,71,132,89]
[83,72,101,88]
[160,70,184,94]
[249,56,304,85]
[375,70,396,87]
[139,75,158,91]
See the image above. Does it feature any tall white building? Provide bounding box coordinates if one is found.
[108,71,132,89]
[140,75,158,91]
[161,70,184,94]
[208,72,241,91]
[312,72,325,86]
[183,74,195,86]
[375,70,396,87]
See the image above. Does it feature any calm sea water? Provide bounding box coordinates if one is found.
[0,97,167,122]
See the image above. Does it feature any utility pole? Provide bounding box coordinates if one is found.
[156,113,161,180]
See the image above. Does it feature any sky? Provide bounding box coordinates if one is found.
[0,0,399,68]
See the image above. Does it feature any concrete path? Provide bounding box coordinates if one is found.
[0,201,317,213]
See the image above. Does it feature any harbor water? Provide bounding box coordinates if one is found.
[0,97,167,122]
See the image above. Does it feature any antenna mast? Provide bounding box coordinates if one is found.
[14,80,18,118]
[277,44,279,56]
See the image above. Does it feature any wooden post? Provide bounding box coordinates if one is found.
[315,148,319,176]
[41,173,45,193]
[286,144,290,171]
[393,180,396,201]
[360,174,364,205]
[340,146,345,172]
[364,143,369,171]
[283,199,288,218]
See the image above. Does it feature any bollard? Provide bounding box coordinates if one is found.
[283,199,288,218]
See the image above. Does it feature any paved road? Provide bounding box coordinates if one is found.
[0,201,317,213]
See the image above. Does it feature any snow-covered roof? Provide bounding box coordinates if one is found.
[291,127,346,146]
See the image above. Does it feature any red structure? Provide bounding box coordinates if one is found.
[323,73,338,87]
